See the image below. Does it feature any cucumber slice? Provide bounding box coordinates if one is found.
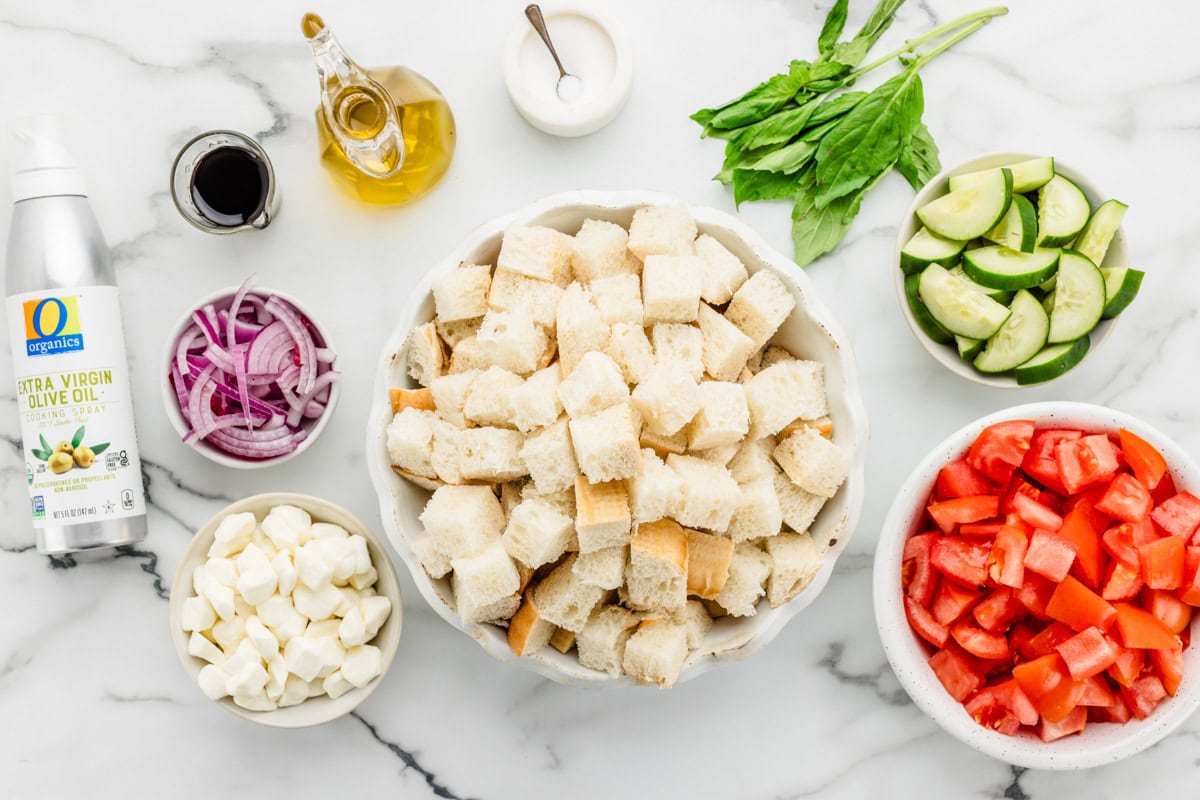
[1015,337,1091,385]
[1038,274,1057,293]
[1100,266,1144,319]
[983,195,1038,253]
[917,263,1012,340]
[949,157,1055,194]
[904,273,952,344]
[1074,199,1128,267]
[917,168,1013,241]
[900,227,967,275]
[956,335,984,361]
[1037,175,1091,247]
[962,245,1061,291]
[948,265,1013,304]
[1041,289,1056,314]
[1047,251,1106,343]
[973,290,1050,373]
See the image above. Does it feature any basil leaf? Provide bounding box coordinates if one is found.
[699,62,809,131]
[822,0,907,69]
[792,165,892,267]
[896,120,941,190]
[813,70,924,208]
[727,100,819,151]
[818,0,849,55]
[733,168,806,207]
[741,140,817,175]
[804,91,869,130]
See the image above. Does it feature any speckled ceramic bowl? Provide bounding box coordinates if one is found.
[366,190,869,686]
[874,402,1200,769]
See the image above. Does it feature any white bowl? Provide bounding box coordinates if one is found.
[168,492,403,728]
[366,190,869,686]
[874,401,1200,769]
[893,153,1129,388]
[160,286,341,469]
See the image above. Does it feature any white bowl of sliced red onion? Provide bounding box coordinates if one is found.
[161,278,341,468]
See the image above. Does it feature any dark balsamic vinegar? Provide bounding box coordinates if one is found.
[190,146,269,227]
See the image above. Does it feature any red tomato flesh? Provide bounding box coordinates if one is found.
[1056,435,1120,495]
[1096,473,1153,523]
[902,533,939,606]
[1138,535,1185,591]
[987,526,1028,588]
[931,538,991,588]
[1013,492,1064,532]
[968,421,1035,484]
[1151,646,1184,696]
[1046,575,1118,633]
[1152,491,1200,541]
[931,580,982,626]
[927,495,1000,535]
[936,459,995,499]
[928,645,984,702]
[1023,529,1078,582]
[1055,626,1120,680]
[1119,428,1167,491]
[1120,674,1168,719]
[1113,603,1179,650]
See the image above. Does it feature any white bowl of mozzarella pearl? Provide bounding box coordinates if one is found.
[169,493,401,726]
[366,191,868,687]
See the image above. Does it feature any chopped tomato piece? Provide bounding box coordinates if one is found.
[1009,621,1039,661]
[1152,491,1200,540]
[1113,603,1179,650]
[1138,535,1185,590]
[936,459,995,499]
[1002,478,1062,516]
[1056,434,1121,494]
[927,495,1000,535]
[968,420,1035,485]
[902,532,939,606]
[1101,524,1141,569]
[1151,646,1184,696]
[1101,560,1144,602]
[959,522,1003,538]
[1058,504,1107,590]
[973,587,1023,632]
[1039,705,1087,742]
[905,596,948,648]
[1068,489,1115,535]
[1055,626,1120,680]
[931,581,982,625]
[1016,574,1056,619]
[1091,691,1133,723]
[1144,589,1193,634]
[1107,644,1144,687]
[1012,491,1064,532]
[928,645,985,702]
[987,526,1028,588]
[1120,674,1168,719]
[1151,473,1178,506]
[1027,620,1076,657]
[950,620,1011,660]
[1003,511,1033,536]
[1078,674,1116,707]
[1119,428,1168,491]
[930,538,991,588]
[1012,653,1087,723]
[965,690,1021,736]
[1046,575,1118,632]
[1023,529,1078,582]
[1095,473,1153,524]
[1180,547,1200,606]
[1023,429,1082,496]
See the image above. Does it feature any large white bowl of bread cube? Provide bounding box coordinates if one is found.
[366,190,868,687]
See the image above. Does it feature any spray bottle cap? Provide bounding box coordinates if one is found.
[8,115,88,202]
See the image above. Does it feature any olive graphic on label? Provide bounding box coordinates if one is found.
[48,452,74,474]
[54,440,74,456]
[73,446,96,469]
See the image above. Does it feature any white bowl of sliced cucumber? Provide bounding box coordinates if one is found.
[894,152,1142,388]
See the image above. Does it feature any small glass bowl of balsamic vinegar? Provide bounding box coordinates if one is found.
[170,130,279,234]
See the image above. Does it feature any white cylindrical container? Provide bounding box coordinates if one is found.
[4,115,147,553]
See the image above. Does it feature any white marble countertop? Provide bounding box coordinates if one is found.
[4,0,1200,796]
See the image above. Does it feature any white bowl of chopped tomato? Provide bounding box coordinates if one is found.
[874,401,1200,769]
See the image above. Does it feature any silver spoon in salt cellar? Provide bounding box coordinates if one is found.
[525,4,584,103]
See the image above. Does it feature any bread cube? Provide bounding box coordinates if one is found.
[765,531,823,607]
[458,427,528,482]
[666,454,741,532]
[523,481,577,518]
[508,593,556,657]
[568,403,641,482]
[686,529,735,600]
[728,436,776,484]
[488,267,564,330]
[577,605,641,676]
[432,264,491,322]
[673,599,714,649]
[639,427,688,459]
[628,448,683,523]
[533,554,606,632]
[631,367,700,436]
[388,387,435,416]
[774,427,850,498]
[622,619,689,688]
[430,370,480,428]
[693,234,749,304]
[510,364,564,432]
[420,485,504,559]
[697,442,739,466]
[410,531,452,579]
[589,274,643,326]
[574,477,632,553]
[519,418,579,493]
[697,303,756,383]
[606,322,657,386]
[745,359,829,439]
[571,545,628,590]
[450,542,521,623]
[437,316,483,349]
[725,270,796,350]
[627,205,698,260]
[714,542,771,617]
[430,420,466,484]
[773,468,827,534]
[453,580,520,624]
[548,627,576,653]
[625,519,689,613]
[557,351,629,419]
[688,381,749,451]
[406,321,445,387]
[476,308,548,376]
[650,323,703,380]
[385,407,437,478]
[460,365,521,428]
[448,335,491,374]
[726,477,783,543]
[556,282,611,375]
[642,255,702,324]
[502,497,574,568]
[759,345,796,371]
[496,225,572,284]
[571,219,635,281]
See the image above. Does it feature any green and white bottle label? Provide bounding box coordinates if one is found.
[6,286,145,527]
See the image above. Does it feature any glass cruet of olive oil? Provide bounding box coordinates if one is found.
[301,13,456,205]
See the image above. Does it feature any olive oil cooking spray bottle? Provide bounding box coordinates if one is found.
[4,115,147,553]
